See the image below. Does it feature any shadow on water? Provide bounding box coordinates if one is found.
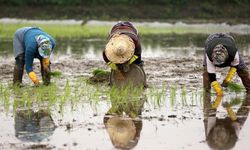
[1,33,250,58]
[203,91,250,150]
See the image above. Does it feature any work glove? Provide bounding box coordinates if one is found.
[28,71,40,85]
[42,58,50,71]
[107,62,118,70]
[222,67,237,87]
[226,106,237,121]
[212,96,222,109]
[211,81,223,96]
[128,55,138,64]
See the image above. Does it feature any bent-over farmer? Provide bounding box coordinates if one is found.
[13,27,55,86]
[203,33,250,95]
[103,21,143,69]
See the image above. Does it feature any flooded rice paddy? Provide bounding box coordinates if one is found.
[1,24,250,149]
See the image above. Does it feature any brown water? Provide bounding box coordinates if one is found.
[0,34,250,150]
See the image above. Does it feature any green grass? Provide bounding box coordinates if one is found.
[0,22,215,39]
[0,23,110,39]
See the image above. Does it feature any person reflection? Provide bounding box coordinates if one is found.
[203,92,250,150]
[14,109,55,142]
[103,93,145,150]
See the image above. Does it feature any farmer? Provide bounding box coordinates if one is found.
[203,92,250,150]
[103,21,143,70]
[13,27,55,86]
[203,33,250,95]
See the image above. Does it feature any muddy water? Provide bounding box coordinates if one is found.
[1,34,250,150]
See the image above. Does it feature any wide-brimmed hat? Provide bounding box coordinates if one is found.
[105,34,135,64]
[212,44,229,65]
[36,35,52,58]
[106,116,136,148]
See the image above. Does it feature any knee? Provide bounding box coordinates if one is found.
[15,54,25,66]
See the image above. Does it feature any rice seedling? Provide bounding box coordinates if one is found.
[107,84,145,116]
[181,86,187,106]
[222,97,243,107]
[170,85,177,107]
[49,70,62,78]
[88,69,110,84]
[227,82,243,93]
[59,80,71,114]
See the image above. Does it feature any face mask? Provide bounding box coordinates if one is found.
[212,44,228,65]
[36,35,52,58]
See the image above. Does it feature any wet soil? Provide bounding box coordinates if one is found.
[1,54,249,88]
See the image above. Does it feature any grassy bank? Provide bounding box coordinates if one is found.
[0,22,233,39]
[0,23,190,39]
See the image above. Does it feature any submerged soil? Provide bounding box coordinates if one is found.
[1,54,250,150]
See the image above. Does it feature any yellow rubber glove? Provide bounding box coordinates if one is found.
[128,55,138,64]
[211,81,223,96]
[226,106,237,121]
[224,67,237,83]
[42,58,50,70]
[108,62,118,70]
[212,96,222,109]
[28,71,40,85]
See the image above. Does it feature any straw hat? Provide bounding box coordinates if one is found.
[106,116,136,148]
[105,34,135,64]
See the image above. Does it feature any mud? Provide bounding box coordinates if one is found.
[1,54,249,89]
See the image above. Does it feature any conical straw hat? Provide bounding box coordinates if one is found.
[106,116,136,147]
[105,34,135,64]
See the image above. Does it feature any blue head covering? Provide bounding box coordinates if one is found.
[35,35,52,58]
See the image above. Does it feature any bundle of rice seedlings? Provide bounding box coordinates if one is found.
[49,71,62,77]
[227,82,243,93]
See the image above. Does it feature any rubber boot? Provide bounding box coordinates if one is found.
[13,54,25,86]
[237,68,250,92]
[40,60,51,85]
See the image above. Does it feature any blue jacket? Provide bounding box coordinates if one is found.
[23,28,55,73]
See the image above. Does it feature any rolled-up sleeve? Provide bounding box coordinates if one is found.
[230,51,240,67]
[206,54,216,73]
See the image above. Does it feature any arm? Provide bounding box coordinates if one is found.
[25,49,40,85]
[206,55,223,96]
[222,52,239,87]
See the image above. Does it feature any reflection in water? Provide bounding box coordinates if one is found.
[12,88,56,142]
[1,34,250,58]
[104,116,142,150]
[104,87,145,149]
[14,108,55,142]
[203,92,250,150]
